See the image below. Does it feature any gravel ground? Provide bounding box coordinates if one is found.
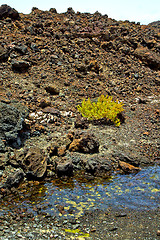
[0,207,160,239]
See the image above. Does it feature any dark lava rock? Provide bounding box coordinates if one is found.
[0,4,19,20]
[0,102,28,150]
[66,7,75,15]
[113,152,140,166]
[85,156,112,176]
[56,161,73,177]
[0,139,5,152]
[11,60,30,71]
[49,8,57,14]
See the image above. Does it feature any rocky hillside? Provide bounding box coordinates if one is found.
[0,5,159,193]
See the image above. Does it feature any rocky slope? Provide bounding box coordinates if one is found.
[0,5,159,195]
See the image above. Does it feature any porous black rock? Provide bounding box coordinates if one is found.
[0,102,28,149]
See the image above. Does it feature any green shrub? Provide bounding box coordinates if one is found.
[77,95,124,126]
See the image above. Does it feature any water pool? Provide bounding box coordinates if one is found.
[0,165,159,218]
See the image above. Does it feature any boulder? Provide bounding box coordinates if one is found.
[85,156,112,177]
[12,147,48,179]
[112,152,140,166]
[0,4,19,20]
[14,45,28,54]
[134,46,160,70]
[56,161,73,177]
[69,131,99,154]
[49,8,57,14]
[0,102,28,149]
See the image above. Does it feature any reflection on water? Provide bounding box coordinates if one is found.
[0,165,160,218]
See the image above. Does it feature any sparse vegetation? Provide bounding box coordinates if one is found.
[77,95,124,126]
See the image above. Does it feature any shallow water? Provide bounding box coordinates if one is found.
[0,165,160,218]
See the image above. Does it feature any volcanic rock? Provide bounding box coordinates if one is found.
[134,46,160,70]
[0,4,19,20]
[3,169,25,189]
[0,102,28,150]
[56,161,73,177]
[11,60,30,71]
[85,156,112,177]
[12,147,48,179]
[0,46,8,62]
[119,161,141,173]
[69,131,99,153]
[0,4,159,187]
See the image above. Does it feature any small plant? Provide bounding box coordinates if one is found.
[77,95,124,126]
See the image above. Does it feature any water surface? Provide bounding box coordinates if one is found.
[0,165,159,218]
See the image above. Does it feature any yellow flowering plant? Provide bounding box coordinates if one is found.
[77,95,124,126]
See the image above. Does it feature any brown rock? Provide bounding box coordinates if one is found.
[119,161,141,173]
[69,132,99,153]
[14,147,48,178]
[42,107,61,116]
[38,98,51,108]
[11,60,30,71]
[0,153,8,168]
[134,46,160,70]
[57,145,67,156]
[45,85,59,95]
[69,138,81,152]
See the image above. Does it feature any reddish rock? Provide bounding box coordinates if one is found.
[69,132,99,153]
[134,46,160,70]
[57,145,67,156]
[119,161,141,173]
